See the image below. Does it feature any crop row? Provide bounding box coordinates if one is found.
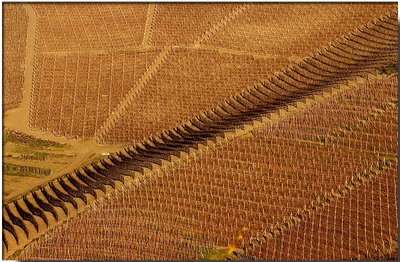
[3,4,28,111]
[14,95,397,259]
[152,4,241,46]
[32,3,147,53]
[243,165,397,260]
[29,50,161,138]
[102,48,290,143]
[259,76,397,141]
[104,10,397,143]
[208,3,396,57]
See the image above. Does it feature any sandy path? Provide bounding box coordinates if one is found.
[3,8,395,252]
[5,3,254,200]
[193,4,250,46]
[142,4,157,47]
[4,138,126,202]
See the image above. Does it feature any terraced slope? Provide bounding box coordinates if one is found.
[3,10,398,259]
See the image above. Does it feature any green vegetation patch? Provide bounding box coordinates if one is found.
[3,163,52,177]
[199,246,238,260]
[376,62,398,76]
[5,146,72,161]
[19,151,49,161]
[5,148,50,161]
[3,128,67,148]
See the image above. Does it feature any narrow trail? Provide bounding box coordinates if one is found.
[3,74,383,260]
[142,4,157,47]
[4,2,259,202]
[193,4,250,46]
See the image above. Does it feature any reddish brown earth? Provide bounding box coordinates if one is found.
[2,3,398,260]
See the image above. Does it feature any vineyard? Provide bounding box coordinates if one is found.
[206,3,395,57]
[2,3,398,261]
[30,49,162,138]
[3,4,28,110]
[99,48,290,143]
[32,3,148,52]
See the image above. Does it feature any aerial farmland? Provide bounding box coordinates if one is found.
[2,3,398,260]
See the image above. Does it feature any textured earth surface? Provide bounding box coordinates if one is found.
[2,3,398,260]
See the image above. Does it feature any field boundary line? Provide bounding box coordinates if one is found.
[38,45,280,61]
[20,4,36,129]
[94,45,173,142]
[142,4,157,47]
[193,4,250,46]
[237,157,398,260]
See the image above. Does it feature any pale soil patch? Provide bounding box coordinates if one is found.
[3,128,127,202]
[3,175,41,200]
